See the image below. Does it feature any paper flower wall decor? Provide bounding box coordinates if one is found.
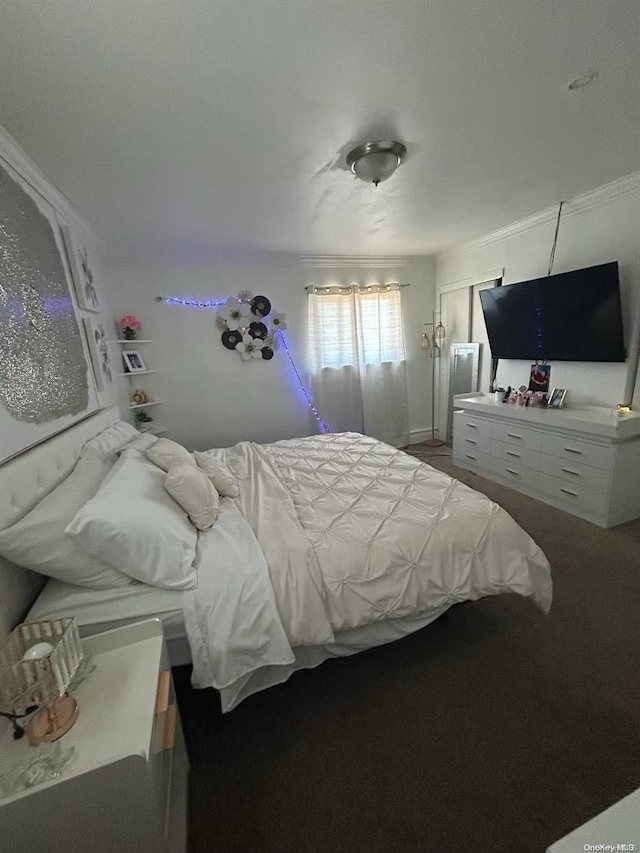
[236,334,265,361]
[218,298,251,331]
[217,292,284,363]
[270,311,287,332]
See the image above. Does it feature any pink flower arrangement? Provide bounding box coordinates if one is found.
[119,315,142,340]
[119,315,142,332]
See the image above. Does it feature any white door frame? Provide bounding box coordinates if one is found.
[436,269,503,439]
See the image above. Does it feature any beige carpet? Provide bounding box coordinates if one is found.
[176,443,640,853]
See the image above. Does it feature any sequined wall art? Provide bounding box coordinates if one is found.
[0,160,98,463]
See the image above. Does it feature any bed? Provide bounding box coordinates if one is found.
[1,408,552,712]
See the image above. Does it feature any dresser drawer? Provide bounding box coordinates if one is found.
[455,413,491,436]
[538,472,608,516]
[538,453,612,494]
[453,448,488,471]
[488,457,539,490]
[492,421,543,451]
[543,434,615,471]
[454,429,489,454]
[490,439,539,470]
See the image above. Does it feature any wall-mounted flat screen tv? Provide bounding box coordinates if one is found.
[479,262,625,362]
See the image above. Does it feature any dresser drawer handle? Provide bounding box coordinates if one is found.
[560,487,578,496]
[506,450,520,458]
[561,468,580,476]
[505,468,520,475]
[466,422,478,429]
[465,453,477,460]
[507,432,523,440]
[564,447,583,455]
[465,438,477,444]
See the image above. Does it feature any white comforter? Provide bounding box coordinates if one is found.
[186,433,552,703]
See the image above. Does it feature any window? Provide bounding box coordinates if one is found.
[308,286,406,370]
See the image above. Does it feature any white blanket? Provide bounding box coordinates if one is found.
[183,498,294,690]
[185,433,551,699]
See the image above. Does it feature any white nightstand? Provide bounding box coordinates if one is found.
[0,619,189,853]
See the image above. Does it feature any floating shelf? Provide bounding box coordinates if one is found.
[108,339,154,344]
[139,426,168,436]
[119,370,158,377]
[129,400,164,411]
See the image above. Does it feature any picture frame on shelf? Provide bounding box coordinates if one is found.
[548,388,567,408]
[59,222,101,313]
[122,350,147,373]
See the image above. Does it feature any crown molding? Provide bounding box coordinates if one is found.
[0,123,108,256]
[297,254,425,269]
[113,247,432,270]
[438,170,640,263]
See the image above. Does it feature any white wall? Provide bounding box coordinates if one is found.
[436,174,640,409]
[106,256,435,449]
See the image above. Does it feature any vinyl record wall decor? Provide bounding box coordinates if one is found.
[216,291,287,361]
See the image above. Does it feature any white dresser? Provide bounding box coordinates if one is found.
[0,619,189,853]
[453,395,640,527]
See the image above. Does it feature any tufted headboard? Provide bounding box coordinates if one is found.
[0,407,122,632]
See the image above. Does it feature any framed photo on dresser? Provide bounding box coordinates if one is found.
[548,388,567,408]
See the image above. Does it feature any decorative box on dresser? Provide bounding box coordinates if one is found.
[453,395,640,528]
[0,619,189,853]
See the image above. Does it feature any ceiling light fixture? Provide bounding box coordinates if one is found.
[567,70,598,91]
[346,140,407,187]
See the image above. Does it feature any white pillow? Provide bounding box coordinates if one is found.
[0,456,133,589]
[66,451,198,590]
[146,438,196,473]
[193,451,240,498]
[164,461,219,531]
[81,421,140,462]
[120,432,158,455]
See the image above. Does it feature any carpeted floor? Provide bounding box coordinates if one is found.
[174,444,640,853]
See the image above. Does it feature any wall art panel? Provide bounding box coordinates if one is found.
[0,159,99,463]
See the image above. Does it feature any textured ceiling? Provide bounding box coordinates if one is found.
[0,1,638,260]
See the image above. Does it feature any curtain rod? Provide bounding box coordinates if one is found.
[305,283,410,293]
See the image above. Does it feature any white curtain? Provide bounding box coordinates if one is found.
[308,285,409,447]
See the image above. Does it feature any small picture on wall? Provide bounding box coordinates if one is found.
[548,388,567,408]
[83,318,112,391]
[122,350,147,373]
[59,222,101,313]
[528,363,551,393]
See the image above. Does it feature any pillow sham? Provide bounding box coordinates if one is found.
[66,451,198,590]
[164,461,219,531]
[146,438,196,473]
[193,451,240,498]
[81,421,140,462]
[0,455,133,589]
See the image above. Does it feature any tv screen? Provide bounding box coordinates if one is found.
[479,262,625,362]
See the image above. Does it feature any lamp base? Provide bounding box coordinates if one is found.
[28,694,78,746]
[423,438,446,448]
